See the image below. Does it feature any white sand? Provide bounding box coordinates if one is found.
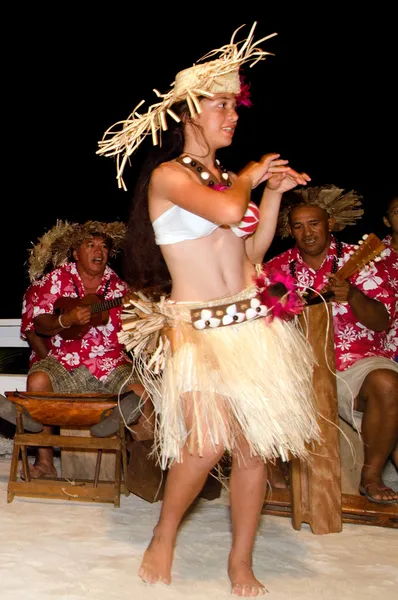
[0,453,397,600]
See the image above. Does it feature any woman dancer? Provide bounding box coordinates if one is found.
[98,23,320,596]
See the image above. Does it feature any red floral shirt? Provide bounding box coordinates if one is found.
[21,283,50,367]
[21,263,131,379]
[382,235,398,360]
[265,237,396,371]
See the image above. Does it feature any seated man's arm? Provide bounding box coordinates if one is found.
[34,305,91,337]
[25,330,49,360]
[346,285,389,331]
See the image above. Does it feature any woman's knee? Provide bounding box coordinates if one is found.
[231,449,265,472]
[186,443,225,469]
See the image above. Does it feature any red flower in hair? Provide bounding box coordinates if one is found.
[236,76,253,108]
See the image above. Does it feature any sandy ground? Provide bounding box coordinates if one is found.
[0,441,397,600]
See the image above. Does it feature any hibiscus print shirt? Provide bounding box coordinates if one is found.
[382,235,398,360]
[265,237,396,371]
[21,263,131,379]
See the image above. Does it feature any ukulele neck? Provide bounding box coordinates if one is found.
[90,297,123,315]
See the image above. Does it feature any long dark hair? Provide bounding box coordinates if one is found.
[122,100,203,299]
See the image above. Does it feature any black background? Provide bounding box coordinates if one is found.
[3,6,396,317]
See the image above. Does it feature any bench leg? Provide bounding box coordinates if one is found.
[7,439,21,503]
[17,410,31,483]
[114,446,121,508]
[94,450,103,487]
[120,421,129,497]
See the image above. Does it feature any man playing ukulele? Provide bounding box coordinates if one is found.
[265,185,398,504]
[16,220,144,478]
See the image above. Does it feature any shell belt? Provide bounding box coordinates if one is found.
[117,292,269,371]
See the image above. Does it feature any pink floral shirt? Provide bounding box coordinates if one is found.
[21,263,131,379]
[382,235,398,360]
[265,237,396,371]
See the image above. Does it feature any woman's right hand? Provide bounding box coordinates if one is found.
[239,153,290,189]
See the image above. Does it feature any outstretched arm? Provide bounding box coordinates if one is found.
[150,153,290,226]
[245,167,311,264]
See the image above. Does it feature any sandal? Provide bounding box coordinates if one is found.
[90,392,141,437]
[0,394,43,433]
[359,483,398,505]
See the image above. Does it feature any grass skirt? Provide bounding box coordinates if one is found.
[139,286,321,470]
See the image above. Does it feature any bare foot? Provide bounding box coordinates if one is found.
[138,534,174,585]
[27,462,58,479]
[229,556,267,597]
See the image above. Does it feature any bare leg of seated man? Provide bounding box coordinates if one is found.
[25,370,58,479]
[228,434,268,597]
[357,368,398,503]
[27,427,58,479]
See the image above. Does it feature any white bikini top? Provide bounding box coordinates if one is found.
[153,205,218,245]
[152,156,260,246]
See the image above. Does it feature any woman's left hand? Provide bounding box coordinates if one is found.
[266,167,311,192]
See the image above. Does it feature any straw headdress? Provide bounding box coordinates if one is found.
[97,22,277,190]
[276,184,364,239]
[28,220,127,282]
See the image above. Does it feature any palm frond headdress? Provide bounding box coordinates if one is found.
[28,220,127,282]
[96,22,277,190]
[277,185,364,239]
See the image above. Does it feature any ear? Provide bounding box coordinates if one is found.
[383,216,391,228]
[72,249,78,261]
[181,109,192,124]
[328,217,336,232]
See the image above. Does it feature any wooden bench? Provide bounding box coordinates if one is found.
[5,391,129,508]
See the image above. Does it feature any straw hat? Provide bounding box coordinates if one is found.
[277,185,364,238]
[28,220,127,282]
[97,22,277,190]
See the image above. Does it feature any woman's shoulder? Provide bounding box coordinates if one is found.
[152,159,187,179]
[150,159,193,193]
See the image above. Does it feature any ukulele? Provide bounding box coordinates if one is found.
[304,233,387,306]
[54,293,131,340]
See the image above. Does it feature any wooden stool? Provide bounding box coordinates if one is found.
[5,391,129,508]
[60,427,117,483]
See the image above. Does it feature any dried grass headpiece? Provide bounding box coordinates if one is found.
[28,220,127,282]
[97,22,277,190]
[276,185,364,239]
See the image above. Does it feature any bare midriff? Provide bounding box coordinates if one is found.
[160,227,256,302]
